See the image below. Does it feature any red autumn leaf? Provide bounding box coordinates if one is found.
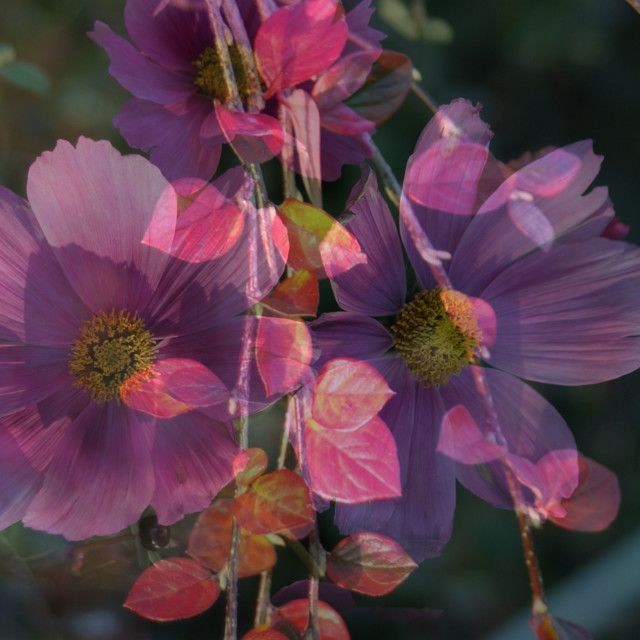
[278,199,366,280]
[256,316,313,396]
[234,447,269,486]
[187,499,276,578]
[305,416,401,503]
[232,469,315,539]
[549,454,620,532]
[345,50,413,125]
[142,177,244,263]
[327,532,417,596]
[529,612,592,640]
[272,599,350,640]
[260,269,320,317]
[242,629,291,640]
[312,358,395,431]
[122,358,228,418]
[255,0,348,98]
[124,558,220,622]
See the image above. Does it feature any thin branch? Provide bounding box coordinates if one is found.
[304,526,322,640]
[411,81,439,114]
[254,570,273,627]
[223,517,242,640]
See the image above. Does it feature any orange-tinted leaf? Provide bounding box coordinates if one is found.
[272,599,350,640]
[549,454,620,532]
[256,317,313,396]
[260,269,320,317]
[312,358,395,431]
[187,499,276,577]
[305,416,401,503]
[242,629,291,640]
[327,532,417,596]
[278,199,366,279]
[232,469,314,539]
[234,447,269,486]
[124,558,219,621]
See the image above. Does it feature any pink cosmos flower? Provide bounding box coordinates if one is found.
[312,100,640,560]
[90,0,383,182]
[0,137,283,540]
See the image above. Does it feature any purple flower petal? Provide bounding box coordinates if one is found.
[115,97,220,182]
[150,412,238,524]
[330,167,406,315]
[311,312,394,364]
[320,128,375,182]
[26,138,175,312]
[0,346,72,417]
[0,429,43,530]
[89,21,195,103]
[124,0,211,70]
[23,402,155,539]
[451,141,607,292]
[0,187,87,345]
[481,238,640,384]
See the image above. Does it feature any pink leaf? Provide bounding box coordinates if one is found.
[256,0,348,97]
[437,405,505,464]
[404,142,490,215]
[124,558,219,622]
[327,532,417,596]
[172,177,245,262]
[511,148,581,197]
[507,194,555,250]
[256,316,313,396]
[305,415,401,503]
[123,358,228,418]
[549,454,620,532]
[312,358,395,431]
[215,103,284,163]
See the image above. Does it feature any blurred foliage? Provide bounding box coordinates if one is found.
[1,0,640,639]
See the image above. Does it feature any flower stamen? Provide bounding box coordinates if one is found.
[392,288,481,387]
[69,310,157,403]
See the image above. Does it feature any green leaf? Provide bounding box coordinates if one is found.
[0,59,50,95]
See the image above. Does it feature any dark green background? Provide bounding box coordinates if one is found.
[1,1,640,638]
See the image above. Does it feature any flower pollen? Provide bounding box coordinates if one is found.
[392,288,481,387]
[69,310,157,403]
[192,45,253,103]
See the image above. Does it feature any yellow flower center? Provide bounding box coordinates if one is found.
[69,310,156,403]
[392,288,481,387]
[192,44,253,103]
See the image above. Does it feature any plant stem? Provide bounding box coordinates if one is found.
[305,526,322,640]
[223,517,242,640]
[411,81,439,114]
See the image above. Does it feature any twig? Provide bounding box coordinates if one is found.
[411,81,439,114]
[304,526,322,640]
